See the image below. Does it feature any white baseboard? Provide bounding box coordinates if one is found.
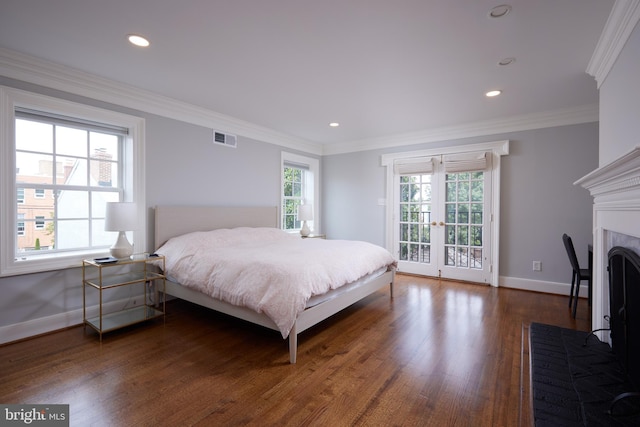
[499,275,588,298]
[0,297,144,345]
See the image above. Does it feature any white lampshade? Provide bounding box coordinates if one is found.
[298,204,313,221]
[297,204,313,237]
[105,202,137,258]
[105,202,137,231]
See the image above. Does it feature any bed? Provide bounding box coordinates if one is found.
[153,205,396,363]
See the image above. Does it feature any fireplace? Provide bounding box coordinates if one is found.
[607,246,640,391]
[575,147,640,343]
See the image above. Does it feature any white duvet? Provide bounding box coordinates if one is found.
[155,227,397,338]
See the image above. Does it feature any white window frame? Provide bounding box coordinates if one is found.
[34,188,45,198]
[280,152,320,234]
[0,86,146,277]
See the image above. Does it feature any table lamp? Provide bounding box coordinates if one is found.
[298,203,313,237]
[105,202,137,258]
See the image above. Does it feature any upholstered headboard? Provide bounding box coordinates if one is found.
[154,205,279,249]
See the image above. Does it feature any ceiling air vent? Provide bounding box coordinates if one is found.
[213,131,237,148]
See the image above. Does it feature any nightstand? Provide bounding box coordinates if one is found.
[82,254,166,340]
[302,234,326,239]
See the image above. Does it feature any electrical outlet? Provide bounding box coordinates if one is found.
[533,261,542,271]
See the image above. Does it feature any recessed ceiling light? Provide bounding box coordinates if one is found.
[329,122,340,127]
[127,34,150,47]
[498,57,515,66]
[488,4,511,18]
[486,90,502,97]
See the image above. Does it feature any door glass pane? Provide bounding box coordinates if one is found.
[471,226,482,246]
[400,204,408,221]
[457,247,469,267]
[457,204,469,223]
[457,181,470,202]
[399,243,408,260]
[421,245,431,263]
[409,223,418,241]
[446,203,456,223]
[446,181,456,202]
[421,224,430,243]
[471,180,483,202]
[421,204,431,224]
[446,225,455,244]
[445,246,455,265]
[471,204,483,224]
[400,223,408,241]
[457,225,468,245]
[409,244,419,262]
[471,248,483,269]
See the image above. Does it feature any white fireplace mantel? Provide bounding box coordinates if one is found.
[575,146,640,339]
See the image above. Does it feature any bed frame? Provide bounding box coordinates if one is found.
[154,205,395,363]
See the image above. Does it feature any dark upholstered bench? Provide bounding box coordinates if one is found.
[530,322,640,426]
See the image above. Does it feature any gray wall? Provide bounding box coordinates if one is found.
[323,123,598,285]
[143,115,287,250]
[322,149,388,243]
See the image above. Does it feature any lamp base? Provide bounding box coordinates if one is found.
[300,221,311,237]
[110,231,133,259]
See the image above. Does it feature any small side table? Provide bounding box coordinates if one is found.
[82,254,166,340]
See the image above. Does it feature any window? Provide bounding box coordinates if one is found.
[0,87,145,276]
[282,164,305,230]
[17,214,25,236]
[35,216,45,230]
[281,152,320,233]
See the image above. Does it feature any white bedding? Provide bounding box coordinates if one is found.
[154,227,397,337]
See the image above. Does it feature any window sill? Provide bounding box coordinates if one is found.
[1,249,110,277]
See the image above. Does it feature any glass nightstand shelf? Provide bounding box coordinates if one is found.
[82,255,166,340]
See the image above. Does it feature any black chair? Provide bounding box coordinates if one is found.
[562,233,592,318]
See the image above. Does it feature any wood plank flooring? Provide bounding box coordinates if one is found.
[0,274,591,426]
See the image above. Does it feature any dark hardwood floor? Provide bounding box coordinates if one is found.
[0,274,591,426]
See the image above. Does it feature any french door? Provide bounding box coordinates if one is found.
[395,155,493,284]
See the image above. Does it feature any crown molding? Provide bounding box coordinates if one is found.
[0,47,323,156]
[587,0,640,88]
[322,104,599,156]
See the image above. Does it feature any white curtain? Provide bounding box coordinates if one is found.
[393,156,435,175]
[442,151,488,173]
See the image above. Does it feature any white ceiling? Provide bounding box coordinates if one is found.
[0,0,613,150]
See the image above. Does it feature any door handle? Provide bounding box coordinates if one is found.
[439,221,445,226]
[431,221,437,226]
